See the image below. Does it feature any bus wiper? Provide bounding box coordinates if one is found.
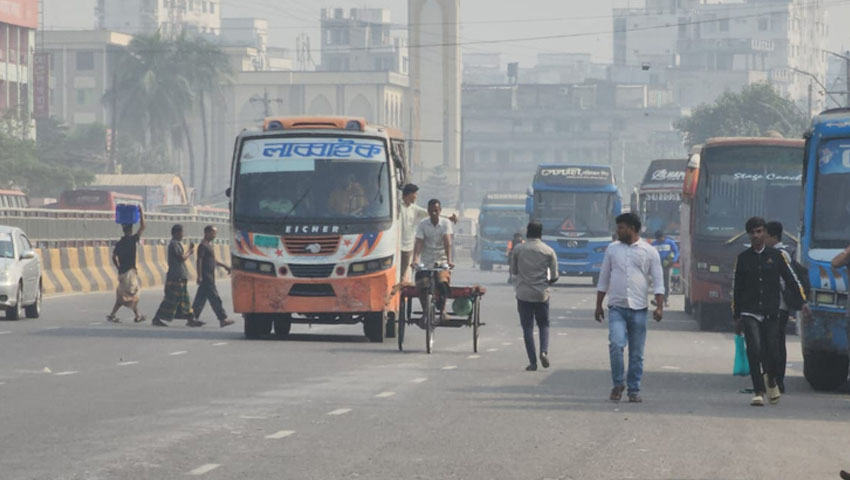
[725,231,747,245]
[375,162,385,204]
[280,187,313,225]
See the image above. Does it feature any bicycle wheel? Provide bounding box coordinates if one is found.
[398,297,406,352]
[425,292,434,354]
[473,296,481,353]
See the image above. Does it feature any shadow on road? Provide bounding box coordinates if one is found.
[31,326,369,343]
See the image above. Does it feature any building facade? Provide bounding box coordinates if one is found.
[319,8,407,75]
[0,0,37,132]
[96,0,221,37]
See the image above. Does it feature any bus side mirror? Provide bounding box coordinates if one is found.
[225,187,231,198]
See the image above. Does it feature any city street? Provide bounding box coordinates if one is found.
[0,264,847,480]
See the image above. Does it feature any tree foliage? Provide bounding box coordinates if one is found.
[674,83,809,148]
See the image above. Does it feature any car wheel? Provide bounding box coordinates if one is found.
[25,280,42,319]
[7,283,23,320]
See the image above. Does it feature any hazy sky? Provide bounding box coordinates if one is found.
[44,0,850,66]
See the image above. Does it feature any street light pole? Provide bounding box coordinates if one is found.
[824,50,850,107]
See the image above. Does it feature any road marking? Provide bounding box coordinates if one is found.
[411,377,428,384]
[42,367,52,373]
[487,348,499,352]
[240,415,268,420]
[54,371,79,376]
[169,351,188,356]
[501,342,513,346]
[661,366,682,370]
[89,322,102,326]
[441,365,458,370]
[0,330,12,335]
[42,327,60,331]
[0,382,6,385]
[265,430,295,440]
[327,408,351,416]
[117,361,139,366]
[212,342,228,347]
[188,464,221,475]
[375,391,396,398]
[467,354,480,359]
[557,332,568,336]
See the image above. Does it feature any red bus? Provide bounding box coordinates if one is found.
[681,137,804,330]
[51,190,144,211]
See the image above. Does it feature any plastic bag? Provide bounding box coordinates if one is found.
[733,334,750,377]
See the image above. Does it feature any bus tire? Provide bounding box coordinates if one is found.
[804,352,850,391]
[480,262,493,271]
[364,312,385,343]
[244,314,272,339]
[696,304,713,331]
[273,314,292,339]
[684,296,692,315]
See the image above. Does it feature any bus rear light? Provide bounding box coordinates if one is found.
[709,265,720,273]
[697,262,708,270]
[336,266,346,276]
[279,266,288,276]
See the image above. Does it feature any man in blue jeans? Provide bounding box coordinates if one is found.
[595,213,665,403]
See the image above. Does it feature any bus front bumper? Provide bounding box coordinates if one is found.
[232,269,398,315]
[801,308,850,355]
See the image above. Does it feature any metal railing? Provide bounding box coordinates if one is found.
[0,208,231,248]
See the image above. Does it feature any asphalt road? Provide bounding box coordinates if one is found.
[0,264,848,480]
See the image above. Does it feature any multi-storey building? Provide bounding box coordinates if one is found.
[96,0,221,37]
[0,0,37,131]
[319,8,407,74]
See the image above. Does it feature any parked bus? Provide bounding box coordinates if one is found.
[638,158,687,293]
[800,109,850,390]
[0,189,29,209]
[681,137,804,331]
[527,165,621,285]
[51,190,143,212]
[477,193,527,271]
[227,116,409,342]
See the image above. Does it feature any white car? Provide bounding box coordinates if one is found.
[0,226,42,319]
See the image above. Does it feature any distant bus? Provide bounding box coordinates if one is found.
[156,204,230,219]
[680,137,804,330]
[527,164,622,285]
[0,189,29,209]
[52,190,143,212]
[476,193,527,271]
[228,116,409,342]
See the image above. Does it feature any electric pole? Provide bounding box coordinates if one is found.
[249,89,283,120]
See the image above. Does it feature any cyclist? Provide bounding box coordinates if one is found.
[412,198,454,325]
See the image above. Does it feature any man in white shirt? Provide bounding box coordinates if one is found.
[595,212,665,403]
[412,199,454,321]
[399,184,456,284]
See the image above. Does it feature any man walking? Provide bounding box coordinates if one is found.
[651,230,679,307]
[595,213,665,403]
[107,205,146,323]
[191,226,235,328]
[152,224,198,327]
[510,221,558,371]
[733,217,806,406]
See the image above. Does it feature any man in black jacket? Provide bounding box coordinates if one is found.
[733,217,806,407]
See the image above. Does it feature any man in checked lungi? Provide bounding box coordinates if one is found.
[152,224,200,327]
[107,206,146,323]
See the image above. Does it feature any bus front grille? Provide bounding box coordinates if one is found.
[284,235,341,256]
[289,284,336,297]
[289,264,336,278]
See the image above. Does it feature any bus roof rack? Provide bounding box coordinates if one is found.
[263,116,367,132]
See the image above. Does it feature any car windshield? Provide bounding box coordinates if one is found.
[641,192,680,236]
[696,145,802,238]
[813,139,850,249]
[234,136,391,223]
[0,234,14,259]
[534,191,614,236]
[480,210,527,238]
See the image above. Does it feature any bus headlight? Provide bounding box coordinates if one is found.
[709,265,720,273]
[348,256,393,277]
[232,256,276,276]
[814,290,836,305]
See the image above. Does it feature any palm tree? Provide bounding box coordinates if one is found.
[174,34,232,198]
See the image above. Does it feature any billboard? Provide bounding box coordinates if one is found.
[0,0,38,29]
[33,52,49,118]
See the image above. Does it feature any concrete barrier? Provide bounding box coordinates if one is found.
[37,243,231,296]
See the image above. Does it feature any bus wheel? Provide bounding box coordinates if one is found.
[385,312,397,338]
[273,314,292,339]
[804,352,850,391]
[480,262,493,271]
[696,304,713,332]
[364,312,385,343]
[684,296,692,315]
[244,314,272,339]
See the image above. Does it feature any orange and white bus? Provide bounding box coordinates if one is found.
[227,116,409,341]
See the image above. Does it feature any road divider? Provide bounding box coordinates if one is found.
[36,244,230,296]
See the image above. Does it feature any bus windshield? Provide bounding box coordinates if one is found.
[480,210,526,238]
[234,136,391,223]
[641,191,680,236]
[535,191,614,236]
[813,139,850,249]
[696,146,802,238]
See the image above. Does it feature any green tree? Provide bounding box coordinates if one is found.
[674,83,809,148]
[0,126,93,197]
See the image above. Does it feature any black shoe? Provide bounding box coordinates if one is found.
[152,318,168,327]
[540,352,550,368]
[840,470,850,480]
[187,320,206,327]
[526,364,537,371]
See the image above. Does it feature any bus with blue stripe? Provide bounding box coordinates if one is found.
[801,108,850,390]
[476,193,527,271]
[526,165,621,285]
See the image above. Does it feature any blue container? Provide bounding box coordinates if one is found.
[115,204,140,225]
